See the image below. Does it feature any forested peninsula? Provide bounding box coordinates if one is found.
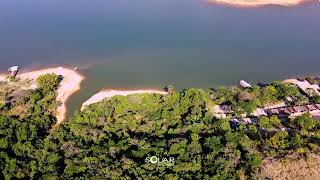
[1,72,320,179]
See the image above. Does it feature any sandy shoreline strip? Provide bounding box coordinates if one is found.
[206,0,311,7]
[0,67,85,126]
[0,73,9,82]
[81,90,168,110]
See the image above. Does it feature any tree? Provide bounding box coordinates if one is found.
[258,116,273,129]
[36,74,61,93]
[310,96,320,104]
[269,116,281,127]
[266,131,289,151]
[273,81,300,98]
[314,130,320,139]
[290,133,303,148]
[294,114,314,130]
[246,154,262,169]
[204,136,223,152]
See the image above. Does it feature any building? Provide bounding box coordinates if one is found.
[283,79,320,97]
[265,104,320,118]
[8,66,19,77]
[212,105,233,118]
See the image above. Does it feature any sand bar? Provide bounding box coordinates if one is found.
[81,89,168,110]
[0,67,85,126]
[206,0,311,7]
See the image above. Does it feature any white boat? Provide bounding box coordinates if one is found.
[8,66,19,77]
[8,66,19,72]
[239,80,252,88]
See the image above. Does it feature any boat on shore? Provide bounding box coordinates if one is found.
[8,66,19,77]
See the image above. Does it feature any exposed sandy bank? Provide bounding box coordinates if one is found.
[0,67,85,126]
[206,0,310,7]
[81,90,168,110]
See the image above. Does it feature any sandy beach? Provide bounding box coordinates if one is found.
[0,73,9,82]
[81,89,168,110]
[0,67,85,126]
[206,0,310,7]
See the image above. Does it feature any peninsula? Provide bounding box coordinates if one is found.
[206,0,310,7]
[0,67,84,125]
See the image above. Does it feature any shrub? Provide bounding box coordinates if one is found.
[7,76,17,82]
[36,74,61,93]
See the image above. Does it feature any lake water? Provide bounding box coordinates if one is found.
[0,0,320,115]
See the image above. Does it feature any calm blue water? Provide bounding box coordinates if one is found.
[0,0,319,114]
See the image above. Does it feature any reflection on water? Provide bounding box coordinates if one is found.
[0,0,319,114]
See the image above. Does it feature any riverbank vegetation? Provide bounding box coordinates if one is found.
[0,75,320,179]
[0,74,60,179]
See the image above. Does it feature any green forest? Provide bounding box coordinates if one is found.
[1,74,320,179]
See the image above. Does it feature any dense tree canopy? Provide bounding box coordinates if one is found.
[0,75,320,179]
[0,74,59,179]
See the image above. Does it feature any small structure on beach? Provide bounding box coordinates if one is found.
[8,66,19,77]
[239,80,252,88]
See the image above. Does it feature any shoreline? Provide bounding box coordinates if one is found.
[205,0,312,7]
[0,67,85,126]
[81,89,168,110]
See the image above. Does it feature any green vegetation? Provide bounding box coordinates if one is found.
[258,116,281,130]
[7,76,17,82]
[36,73,62,93]
[0,74,60,179]
[208,81,305,116]
[0,76,320,179]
